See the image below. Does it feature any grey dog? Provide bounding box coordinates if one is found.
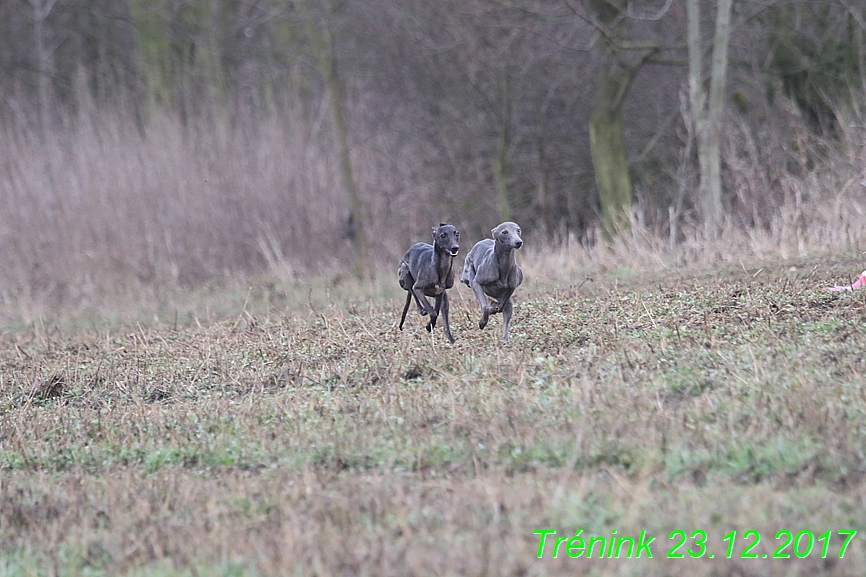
[398,223,460,343]
[460,221,524,343]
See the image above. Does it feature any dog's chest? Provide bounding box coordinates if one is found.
[482,278,510,297]
[482,264,520,295]
[424,271,454,296]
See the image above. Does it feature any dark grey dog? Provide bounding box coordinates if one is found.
[398,223,460,343]
[460,221,524,343]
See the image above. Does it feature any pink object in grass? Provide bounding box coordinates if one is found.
[824,270,866,291]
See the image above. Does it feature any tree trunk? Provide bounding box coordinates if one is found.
[298,0,370,278]
[537,136,553,237]
[688,0,734,238]
[328,59,370,277]
[590,51,633,239]
[687,0,705,136]
[586,0,659,240]
[494,70,512,222]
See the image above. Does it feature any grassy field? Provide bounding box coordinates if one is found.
[1,256,866,576]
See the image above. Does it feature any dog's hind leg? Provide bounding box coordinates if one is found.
[492,288,514,315]
[400,260,427,316]
[399,291,413,330]
[413,285,437,329]
[440,292,455,344]
[413,292,428,315]
[501,298,514,344]
[468,279,493,329]
[428,293,445,332]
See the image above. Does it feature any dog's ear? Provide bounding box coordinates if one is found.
[431,227,437,237]
[439,222,448,227]
[491,227,497,238]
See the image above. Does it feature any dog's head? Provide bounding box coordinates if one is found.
[492,221,523,249]
[432,223,460,257]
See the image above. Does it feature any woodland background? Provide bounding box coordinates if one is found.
[1,0,865,311]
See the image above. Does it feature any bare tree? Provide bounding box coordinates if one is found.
[584,0,663,238]
[296,0,370,278]
[688,0,734,237]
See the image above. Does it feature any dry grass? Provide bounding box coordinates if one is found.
[0,106,448,323]
[1,258,866,576]
[2,94,866,328]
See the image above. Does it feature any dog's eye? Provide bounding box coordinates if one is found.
[517,229,522,235]
[502,231,509,236]
[456,233,460,239]
[440,233,447,239]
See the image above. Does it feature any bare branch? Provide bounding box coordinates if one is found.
[627,0,674,22]
[839,0,866,32]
